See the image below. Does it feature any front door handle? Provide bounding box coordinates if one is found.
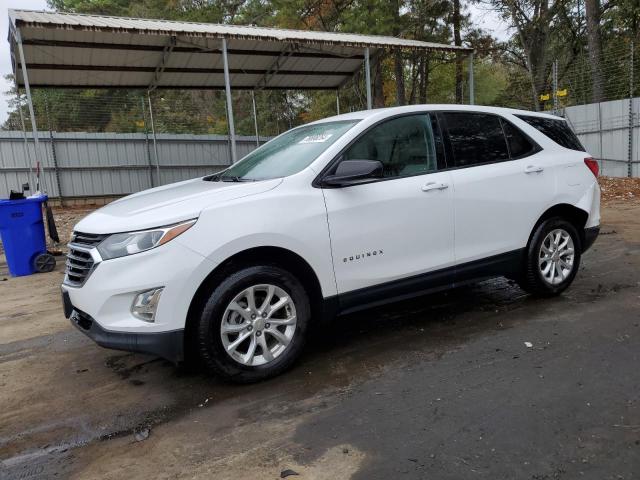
[422,182,449,192]
[524,165,544,174]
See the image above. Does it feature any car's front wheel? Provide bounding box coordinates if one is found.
[518,217,582,296]
[197,265,310,383]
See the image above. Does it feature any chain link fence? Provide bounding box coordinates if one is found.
[0,42,637,203]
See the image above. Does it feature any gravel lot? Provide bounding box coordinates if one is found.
[1,181,639,480]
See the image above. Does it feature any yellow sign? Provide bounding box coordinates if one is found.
[135,120,145,128]
[557,88,568,97]
[539,93,550,101]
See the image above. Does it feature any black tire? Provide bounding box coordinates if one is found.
[197,265,310,383]
[518,217,582,297]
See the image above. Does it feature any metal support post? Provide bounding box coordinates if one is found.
[222,37,237,163]
[364,47,372,110]
[251,90,260,147]
[552,59,559,113]
[468,52,475,105]
[16,29,44,191]
[147,92,161,184]
[628,42,634,178]
[141,96,155,187]
[336,90,340,114]
[15,89,34,190]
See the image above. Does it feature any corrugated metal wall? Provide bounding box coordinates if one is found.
[0,132,267,198]
[1,101,637,200]
[563,98,639,178]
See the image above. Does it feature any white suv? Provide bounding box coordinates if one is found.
[61,105,600,382]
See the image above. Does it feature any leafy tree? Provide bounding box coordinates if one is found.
[1,0,633,134]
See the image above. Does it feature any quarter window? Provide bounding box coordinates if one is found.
[442,112,509,167]
[501,120,538,158]
[515,115,585,151]
[342,114,442,178]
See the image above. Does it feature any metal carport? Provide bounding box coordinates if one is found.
[8,9,474,164]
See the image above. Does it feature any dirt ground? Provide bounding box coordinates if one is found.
[1,186,640,479]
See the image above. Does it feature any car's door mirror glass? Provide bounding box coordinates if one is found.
[322,160,384,186]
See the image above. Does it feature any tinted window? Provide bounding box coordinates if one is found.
[443,113,509,167]
[515,115,585,151]
[343,114,442,178]
[501,120,538,158]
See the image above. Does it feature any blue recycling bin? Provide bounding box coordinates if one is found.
[0,194,48,277]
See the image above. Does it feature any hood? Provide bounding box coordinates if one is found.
[74,177,283,234]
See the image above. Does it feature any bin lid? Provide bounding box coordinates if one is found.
[0,194,48,206]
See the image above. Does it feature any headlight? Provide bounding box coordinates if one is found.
[97,219,196,260]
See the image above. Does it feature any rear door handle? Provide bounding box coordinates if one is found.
[422,182,449,192]
[524,165,544,174]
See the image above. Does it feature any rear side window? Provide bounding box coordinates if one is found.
[515,115,585,151]
[502,120,539,158]
[442,112,509,167]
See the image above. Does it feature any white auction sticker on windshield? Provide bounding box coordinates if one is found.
[299,133,333,144]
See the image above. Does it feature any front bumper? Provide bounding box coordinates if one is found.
[64,289,184,362]
[62,237,215,333]
[583,226,600,253]
[61,233,217,361]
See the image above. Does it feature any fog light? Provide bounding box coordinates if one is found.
[131,287,164,322]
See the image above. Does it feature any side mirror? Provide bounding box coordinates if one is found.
[322,160,383,187]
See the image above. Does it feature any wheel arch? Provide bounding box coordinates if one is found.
[184,246,326,361]
[528,203,589,251]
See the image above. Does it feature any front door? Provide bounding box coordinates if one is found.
[321,113,455,308]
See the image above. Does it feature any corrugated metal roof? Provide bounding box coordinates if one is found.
[10,10,471,51]
[8,9,472,90]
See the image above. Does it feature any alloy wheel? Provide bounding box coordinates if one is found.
[538,228,575,285]
[220,284,297,366]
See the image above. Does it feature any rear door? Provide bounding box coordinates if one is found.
[440,111,556,265]
[321,113,455,304]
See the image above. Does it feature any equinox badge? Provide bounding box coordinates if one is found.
[343,250,384,263]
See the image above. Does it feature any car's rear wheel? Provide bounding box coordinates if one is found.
[518,217,582,296]
[197,265,310,383]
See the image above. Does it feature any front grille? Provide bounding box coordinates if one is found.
[64,231,106,287]
[71,231,107,248]
[65,248,94,286]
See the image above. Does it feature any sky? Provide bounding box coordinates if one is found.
[0,0,509,126]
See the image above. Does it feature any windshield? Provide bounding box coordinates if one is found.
[212,120,359,181]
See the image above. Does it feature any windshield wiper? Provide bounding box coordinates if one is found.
[203,173,255,182]
[220,175,255,182]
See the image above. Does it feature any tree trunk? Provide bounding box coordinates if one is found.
[419,55,429,103]
[452,0,463,103]
[392,0,405,105]
[394,50,406,105]
[373,55,385,108]
[585,0,604,102]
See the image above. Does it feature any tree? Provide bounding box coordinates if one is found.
[585,0,604,101]
[479,0,574,108]
[452,0,464,103]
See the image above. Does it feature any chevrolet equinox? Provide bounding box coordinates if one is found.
[62,105,600,382]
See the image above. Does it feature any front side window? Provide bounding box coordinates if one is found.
[515,115,585,151]
[442,112,509,167]
[342,114,442,178]
[215,120,359,181]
